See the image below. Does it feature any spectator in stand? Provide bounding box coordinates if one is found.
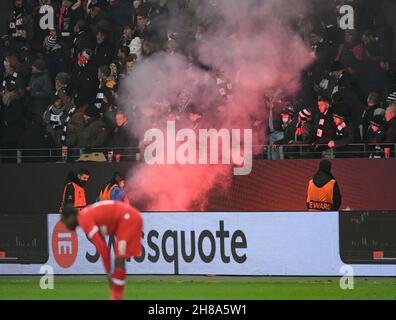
[319,61,363,123]
[71,19,93,60]
[335,29,363,74]
[43,95,68,146]
[377,60,396,98]
[12,26,30,52]
[283,108,315,159]
[116,46,130,69]
[71,48,98,108]
[269,103,295,160]
[1,54,25,95]
[95,65,117,127]
[328,108,355,158]
[75,104,108,148]
[128,36,143,61]
[366,115,386,158]
[121,54,137,78]
[120,24,136,48]
[386,91,396,108]
[110,111,130,147]
[384,104,396,157]
[43,29,70,81]
[361,92,383,142]
[362,30,382,62]
[314,96,335,153]
[8,0,28,43]
[92,28,113,68]
[27,59,53,126]
[18,43,37,76]
[134,11,151,40]
[293,108,315,145]
[111,111,138,158]
[0,66,25,149]
[55,72,73,106]
[87,0,112,35]
[58,0,85,51]
[132,0,153,17]
[109,0,134,39]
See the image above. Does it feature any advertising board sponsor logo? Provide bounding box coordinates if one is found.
[52,220,78,268]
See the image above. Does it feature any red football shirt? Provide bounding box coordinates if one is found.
[78,200,137,272]
[78,200,134,237]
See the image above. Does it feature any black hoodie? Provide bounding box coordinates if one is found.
[312,170,342,210]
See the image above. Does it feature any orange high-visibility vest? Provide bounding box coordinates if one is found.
[99,183,130,204]
[306,179,335,211]
[59,182,87,213]
[99,183,117,201]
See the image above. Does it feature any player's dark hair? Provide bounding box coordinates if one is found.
[62,204,78,219]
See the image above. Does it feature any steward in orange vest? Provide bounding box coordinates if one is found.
[59,168,90,213]
[97,172,130,204]
[307,160,342,211]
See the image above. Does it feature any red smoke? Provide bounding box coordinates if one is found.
[121,0,314,211]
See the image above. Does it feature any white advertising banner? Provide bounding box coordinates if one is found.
[0,212,395,276]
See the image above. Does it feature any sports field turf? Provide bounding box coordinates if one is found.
[1,276,396,300]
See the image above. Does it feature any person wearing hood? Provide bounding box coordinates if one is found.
[43,95,68,146]
[27,59,53,125]
[306,160,342,212]
[59,168,91,213]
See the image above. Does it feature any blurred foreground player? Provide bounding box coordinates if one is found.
[61,200,143,300]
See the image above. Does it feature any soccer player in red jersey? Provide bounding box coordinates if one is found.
[61,200,143,300]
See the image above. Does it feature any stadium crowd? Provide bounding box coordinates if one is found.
[0,0,396,161]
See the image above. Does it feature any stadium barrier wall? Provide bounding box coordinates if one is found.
[0,212,395,276]
[0,158,396,214]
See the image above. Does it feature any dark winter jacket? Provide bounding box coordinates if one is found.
[28,71,53,118]
[334,122,355,147]
[71,63,98,108]
[1,96,25,148]
[45,44,70,81]
[111,121,133,148]
[361,104,382,142]
[92,40,114,68]
[75,117,108,148]
[366,126,386,158]
[385,117,396,143]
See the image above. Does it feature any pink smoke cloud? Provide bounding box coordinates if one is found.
[121,0,314,211]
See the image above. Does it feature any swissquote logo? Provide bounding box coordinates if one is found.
[52,220,78,268]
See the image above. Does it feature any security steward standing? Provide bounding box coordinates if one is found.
[59,168,91,213]
[98,172,129,204]
[306,160,342,211]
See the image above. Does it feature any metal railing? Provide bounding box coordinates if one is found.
[0,144,395,163]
